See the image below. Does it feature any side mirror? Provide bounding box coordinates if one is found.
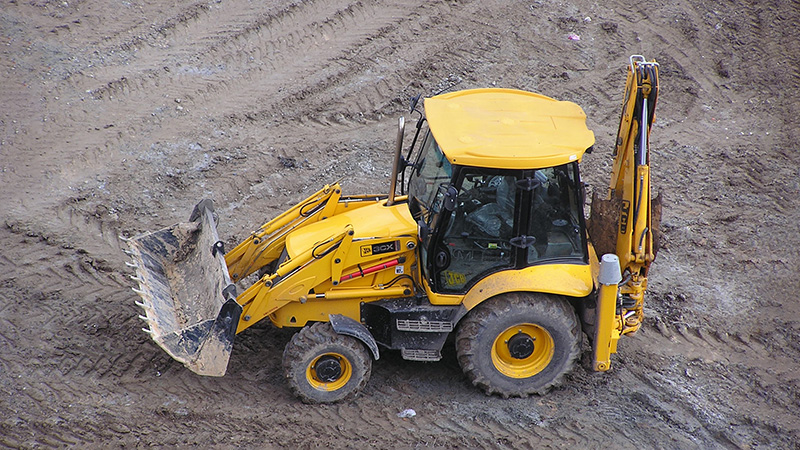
[409,94,422,113]
[443,185,458,212]
[417,219,430,242]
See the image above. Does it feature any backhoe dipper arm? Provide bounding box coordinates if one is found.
[592,56,660,371]
[608,55,659,272]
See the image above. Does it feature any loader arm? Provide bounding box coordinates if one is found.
[590,55,660,370]
[225,183,343,283]
[234,224,356,331]
[128,181,417,377]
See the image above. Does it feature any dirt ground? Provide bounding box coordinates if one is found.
[1,0,799,448]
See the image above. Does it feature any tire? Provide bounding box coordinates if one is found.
[282,322,372,404]
[455,292,581,397]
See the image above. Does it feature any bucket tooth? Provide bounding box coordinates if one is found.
[135,301,153,313]
[125,261,138,268]
[131,289,152,306]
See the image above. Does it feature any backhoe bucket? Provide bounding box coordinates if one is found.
[126,200,241,377]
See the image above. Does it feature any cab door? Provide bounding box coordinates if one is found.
[429,169,521,293]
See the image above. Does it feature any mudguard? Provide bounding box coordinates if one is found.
[329,314,380,360]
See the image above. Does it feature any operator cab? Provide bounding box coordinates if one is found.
[406,88,595,294]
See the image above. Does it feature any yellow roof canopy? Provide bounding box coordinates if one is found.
[424,88,595,169]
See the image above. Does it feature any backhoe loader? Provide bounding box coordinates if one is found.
[126,56,660,403]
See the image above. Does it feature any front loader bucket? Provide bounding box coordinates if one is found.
[126,200,241,377]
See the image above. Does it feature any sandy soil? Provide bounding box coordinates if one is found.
[1,0,799,448]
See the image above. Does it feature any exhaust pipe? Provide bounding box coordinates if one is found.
[386,116,405,206]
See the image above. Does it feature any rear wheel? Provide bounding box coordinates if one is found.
[456,292,581,397]
[283,322,372,404]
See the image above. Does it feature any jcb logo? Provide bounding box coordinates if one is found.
[360,240,399,257]
[619,200,631,234]
[444,270,466,287]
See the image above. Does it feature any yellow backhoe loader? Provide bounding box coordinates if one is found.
[126,56,660,403]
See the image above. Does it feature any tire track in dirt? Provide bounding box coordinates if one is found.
[76,0,421,126]
[4,1,431,228]
[622,319,800,447]
[7,1,211,53]
[76,0,306,99]
[1,216,791,447]
[0,222,128,349]
[223,6,481,128]
[36,1,482,234]
[53,201,124,253]
[222,0,645,139]
[73,0,497,149]
[0,218,169,446]
[14,1,439,232]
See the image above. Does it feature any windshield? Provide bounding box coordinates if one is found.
[408,131,452,224]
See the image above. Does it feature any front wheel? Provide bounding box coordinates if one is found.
[456,292,581,397]
[283,322,372,404]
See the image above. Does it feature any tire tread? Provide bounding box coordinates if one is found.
[282,322,371,404]
[456,292,581,397]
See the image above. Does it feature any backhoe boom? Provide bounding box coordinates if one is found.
[591,55,660,370]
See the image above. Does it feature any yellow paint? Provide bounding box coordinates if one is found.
[306,352,352,391]
[591,57,659,371]
[592,283,621,371]
[462,264,594,311]
[225,184,341,282]
[233,198,418,333]
[284,200,416,260]
[271,297,361,328]
[491,323,554,378]
[425,89,595,169]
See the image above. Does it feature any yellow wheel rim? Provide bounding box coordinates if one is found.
[306,353,353,391]
[491,323,554,378]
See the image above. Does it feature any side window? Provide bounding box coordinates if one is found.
[409,133,452,225]
[526,165,586,263]
[408,132,453,283]
[434,171,517,292]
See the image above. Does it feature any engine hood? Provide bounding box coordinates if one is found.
[284,200,417,259]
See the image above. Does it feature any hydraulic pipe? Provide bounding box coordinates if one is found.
[339,259,400,282]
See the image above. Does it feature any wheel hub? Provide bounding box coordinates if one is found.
[313,355,343,382]
[507,332,535,359]
[491,323,555,378]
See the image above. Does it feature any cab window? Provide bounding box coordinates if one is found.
[433,170,518,293]
[408,131,452,224]
[525,164,587,263]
